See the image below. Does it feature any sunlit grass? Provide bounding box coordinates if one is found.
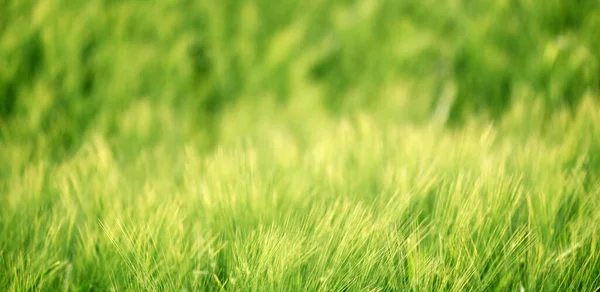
[2,96,600,290]
[1,0,600,290]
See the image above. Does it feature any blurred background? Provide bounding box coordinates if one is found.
[1,0,599,162]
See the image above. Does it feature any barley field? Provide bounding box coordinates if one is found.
[1,0,600,291]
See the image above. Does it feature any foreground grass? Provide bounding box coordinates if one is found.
[1,97,599,291]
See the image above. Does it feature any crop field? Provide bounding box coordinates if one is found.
[1,0,600,291]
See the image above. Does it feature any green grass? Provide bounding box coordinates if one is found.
[2,0,600,291]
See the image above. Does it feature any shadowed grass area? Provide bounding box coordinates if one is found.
[1,0,600,291]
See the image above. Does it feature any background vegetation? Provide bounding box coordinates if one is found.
[1,0,599,290]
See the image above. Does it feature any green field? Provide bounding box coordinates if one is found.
[1,0,600,290]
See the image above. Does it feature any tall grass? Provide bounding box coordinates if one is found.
[1,0,600,290]
[2,97,600,290]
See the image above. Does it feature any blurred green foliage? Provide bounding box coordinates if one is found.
[0,0,599,158]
